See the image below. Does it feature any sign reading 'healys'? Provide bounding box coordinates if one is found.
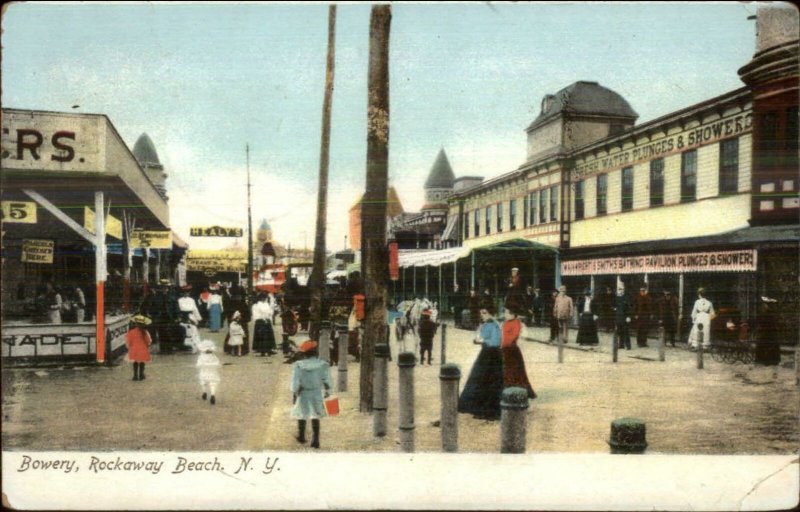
[190,226,243,237]
[561,249,757,276]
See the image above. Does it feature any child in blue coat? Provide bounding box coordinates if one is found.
[291,340,332,448]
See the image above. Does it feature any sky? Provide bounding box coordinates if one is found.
[1,1,764,253]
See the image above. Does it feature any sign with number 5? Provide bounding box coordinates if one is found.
[1,201,37,224]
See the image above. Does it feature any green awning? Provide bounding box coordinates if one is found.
[472,238,559,254]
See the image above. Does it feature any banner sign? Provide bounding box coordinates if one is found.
[132,230,172,249]
[83,207,122,240]
[187,250,247,260]
[190,226,243,237]
[561,249,757,276]
[21,239,54,264]
[1,201,37,224]
[186,258,247,273]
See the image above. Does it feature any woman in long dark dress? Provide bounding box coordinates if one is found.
[458,307,504,420]
[576,288,600,346]
[251,293,277,356]
[501,306,536,399]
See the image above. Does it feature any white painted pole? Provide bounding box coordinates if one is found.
[95,192,107,363]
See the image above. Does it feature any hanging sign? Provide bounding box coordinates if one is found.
[132,229,172,249]
[83,207,123,239]
[388,241,399,281]
[21,239,54,264]
[561,249,757,276]
[1,201,37,224]
[190,226,243,237]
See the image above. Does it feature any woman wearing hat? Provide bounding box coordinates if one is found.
[126,315,153,381]
[458,305,504,420]
[418,309,438,365]
[501,305,536,399]
[290,341,332,449]
[576,288,600,346]
[251,293,277,356]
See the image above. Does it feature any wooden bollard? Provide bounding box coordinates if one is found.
[658,324,666,362]
[398,351,416,452]
[338,327,348,392]
[500,387,529,454]
[440,323,448,365]
[696,324,704,370]
[439,363,460,452]
[609,417,647,454]
[319,322,331,363]
[612,328,619,363]
[373,343,390,437]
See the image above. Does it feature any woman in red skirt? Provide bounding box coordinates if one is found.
[501,305,536,399]
[126,314,153,381]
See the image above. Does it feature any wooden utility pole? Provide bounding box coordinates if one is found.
[309,5,337,342]
[246,144,254,299]
[360,4,391,412]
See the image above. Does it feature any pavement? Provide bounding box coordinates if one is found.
[2,318,799,454]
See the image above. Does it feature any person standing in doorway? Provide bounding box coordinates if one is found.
[553,285,573,345]
[633,286,654,347]
[613,285,633,350]
[44,282,63,324]
[658,289,680,347]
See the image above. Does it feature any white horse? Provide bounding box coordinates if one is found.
[395,297,433,354]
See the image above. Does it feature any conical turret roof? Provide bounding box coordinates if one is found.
[133,133,162,168]
[424,149,455,189]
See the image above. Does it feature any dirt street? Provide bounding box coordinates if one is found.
[2,320,798,454]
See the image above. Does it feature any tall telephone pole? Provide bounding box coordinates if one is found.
[246,144,254,299]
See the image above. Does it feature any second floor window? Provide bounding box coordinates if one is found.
[719,138,739,195]
[681,150,697,202]
[596,175,607,215]
[650,158,664,206]
[539,188,547,224]
[463,212,469,239]
[529,191,537,226]
[485,205,492,235]
[621,166,633,212]
[474,209,480,237]
[509,199,516,230]
[522,196,528,228]
[574,180,584,220]
[550,185,559,221]
[497,203,503,232]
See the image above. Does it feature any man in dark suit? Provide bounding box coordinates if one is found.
[613,285,632,350]
[657,289,679,347]
[633,286,653,348]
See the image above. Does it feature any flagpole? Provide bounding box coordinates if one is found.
[246,144,254,299]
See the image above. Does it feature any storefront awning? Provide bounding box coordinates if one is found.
[399,246,472,268]
[472,238,559,255]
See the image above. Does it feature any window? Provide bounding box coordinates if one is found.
[621,166,633,211]
[549,185,559,221]
[574,180,584,220]
[474,209,480,237]
[463,212,469,239]
[650,158,664,206]
[509,199,517,230]
[485,205,492,235]
[539,188,547,223]
[681,150,697,202]
[719,138,739,195]
[787,106,798,151]
[497,203,503,232]
[596,175,607,215]
[529,191,537,226]
[522,196,528,228]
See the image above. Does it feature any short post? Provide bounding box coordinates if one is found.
[609,417,647,454]
[398,352,416,453]
[612,327,619,363]
[373,343,390,437]
[500,387,529,454]
[319,322,331,363]
[557,322,565,364]
[439,363,460,453]
[440,323,447,365]
[338,327,348,392]
[696,324,704,370]
[658,324,666,362]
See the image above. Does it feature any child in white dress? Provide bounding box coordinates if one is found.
[228,311,245,357]
[196,339,221,405]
